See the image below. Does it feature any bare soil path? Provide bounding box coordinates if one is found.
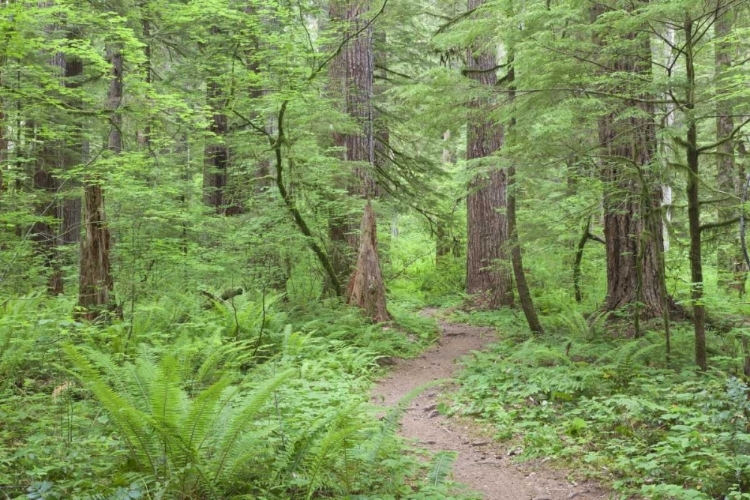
[372,310,610,500]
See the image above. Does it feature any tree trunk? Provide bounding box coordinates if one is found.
[328,0,378,286]
[0,44,6,195]
[436,130,456,267]
[138,0,152,149]
[59,51,82,247]
[31,142,63,294]
[684,17,707,371]
[592,3,667,320]
[203,78,229,212]
[347,201,390,322]
[78,47,118,319]
[508,165,544,333]
[0,105,6,197]
[328,0,388,319]
[505,56,542,332]
[465,0,512,309]
[32,29,84,293]
[714,2,745,293]
[373,30,389,182]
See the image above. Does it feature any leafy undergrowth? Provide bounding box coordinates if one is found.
[0,292,466,500]
[447,309,750,500]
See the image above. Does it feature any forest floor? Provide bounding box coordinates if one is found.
[372,309,611,500]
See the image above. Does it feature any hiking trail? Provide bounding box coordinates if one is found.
[371,309,610,500]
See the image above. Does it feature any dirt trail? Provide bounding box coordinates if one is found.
[372,311,609,500]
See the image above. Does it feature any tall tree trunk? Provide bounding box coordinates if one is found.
[31,136,62,294]
[328,0,378,286]
[373,30,389,180]
[714,1,745,293]
[436,130,455,267]
[78,47,118,319]
[0,43,6,196]
[59,51,82,247]
[138,0,152,149]
[465,0,513,309]
[508,165,543,333]
[328,0,355,282]
[203,78,229,212]
[592,3,667,321]
[329,0,388,320]
[32,27,84,293]
[684,17,707,371]
[0,105,6,198]
[506,60,543,333]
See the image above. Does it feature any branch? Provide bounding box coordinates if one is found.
[700,217,740,233]
[587,233,606,245]
[272,101,342,296]
[697,116,750,153]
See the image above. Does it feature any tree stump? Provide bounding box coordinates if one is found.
[347,201,390,322]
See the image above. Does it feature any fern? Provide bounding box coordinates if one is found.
[427,451,456,487]
[183,377,234,452]
[369,378,450,463]
[211,368,295,481]
[65,343,297,497]
[304,402,367,499]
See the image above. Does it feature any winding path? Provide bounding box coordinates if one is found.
[372,311,610,500]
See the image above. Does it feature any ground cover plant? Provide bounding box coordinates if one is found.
[446,307,750,500]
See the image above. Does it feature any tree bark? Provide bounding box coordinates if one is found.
[437,131,455,267]
[78,47,118,319]
[59,51,82,247]
[0,44,6,196]
[347,201,390,322]
[592,3,667,320]
[32,24,84,294]
[328,0,378,285]
[203,78,229,212]
[138,0,152,149]
[714,1,745,293]
[508,165,544,333]
[465,0,513,309]
[31,141,63,294]
[505,57,542,332]
[327,0,388,320]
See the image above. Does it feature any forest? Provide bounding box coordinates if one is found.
[1,0,750,498]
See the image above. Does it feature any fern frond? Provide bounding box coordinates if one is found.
[211,368,295,481]
[150,355,187,429]
[369,378,450,463]
[304,402,366,500]
[182,376,233,452]
[64,345,161,475]
[427,451,456,487]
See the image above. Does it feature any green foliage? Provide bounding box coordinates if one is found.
[0,289,468,499]
[5,0,750,498]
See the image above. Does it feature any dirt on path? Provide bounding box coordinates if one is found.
[371,310,610,500]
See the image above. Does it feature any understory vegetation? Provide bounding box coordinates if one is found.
[446,287,750,500]
[0,289,479,499]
